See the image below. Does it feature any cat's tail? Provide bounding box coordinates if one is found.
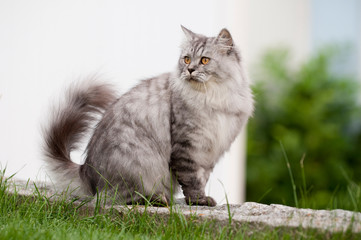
[42,78,117,195]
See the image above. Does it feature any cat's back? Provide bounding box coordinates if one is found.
[86,73,173,161]
[119,72,171,112]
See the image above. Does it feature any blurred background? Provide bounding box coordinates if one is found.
[0,0,360,208]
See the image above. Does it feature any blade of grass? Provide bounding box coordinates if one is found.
[279,141,298,208]
[257,188,273,203]
[299,153,308,207]
[218,180,233,225]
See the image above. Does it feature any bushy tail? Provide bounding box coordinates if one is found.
[42,78,117,195]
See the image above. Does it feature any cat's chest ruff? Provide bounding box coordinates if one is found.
[184,109,242,168]
[208,111,242,154]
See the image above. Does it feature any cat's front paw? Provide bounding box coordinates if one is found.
[186,196,217,207]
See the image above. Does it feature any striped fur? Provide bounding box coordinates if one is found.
[42,27,254,206]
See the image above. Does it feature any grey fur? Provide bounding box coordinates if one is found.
[42,27,254,206]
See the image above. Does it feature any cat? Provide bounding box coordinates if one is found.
[42,26,254,207]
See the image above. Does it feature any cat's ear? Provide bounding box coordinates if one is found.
[181,25,196,41]
[217,28,233,47]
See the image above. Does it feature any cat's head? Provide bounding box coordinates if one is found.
[177,26,242,91]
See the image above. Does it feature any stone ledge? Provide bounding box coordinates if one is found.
[5,178,361,234]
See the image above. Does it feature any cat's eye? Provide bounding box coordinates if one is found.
[184,56,191,64]
[201,57,210,65]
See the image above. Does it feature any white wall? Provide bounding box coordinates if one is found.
[246,0,311,65]
[0,0,249,204]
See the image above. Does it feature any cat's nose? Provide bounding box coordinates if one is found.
[188,68,195,74]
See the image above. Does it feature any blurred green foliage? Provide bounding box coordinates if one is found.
[246,48,361,210]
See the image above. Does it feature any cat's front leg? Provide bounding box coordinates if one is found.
[183,183,217,207]
[170,156,216,207]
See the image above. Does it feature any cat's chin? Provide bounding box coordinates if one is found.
[187,77,202,83]
[186,78,208,93]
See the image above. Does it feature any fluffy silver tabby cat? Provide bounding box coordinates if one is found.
[43,26,254,206]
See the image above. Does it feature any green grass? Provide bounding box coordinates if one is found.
[277,143,361,212]
[0,170,359,240]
